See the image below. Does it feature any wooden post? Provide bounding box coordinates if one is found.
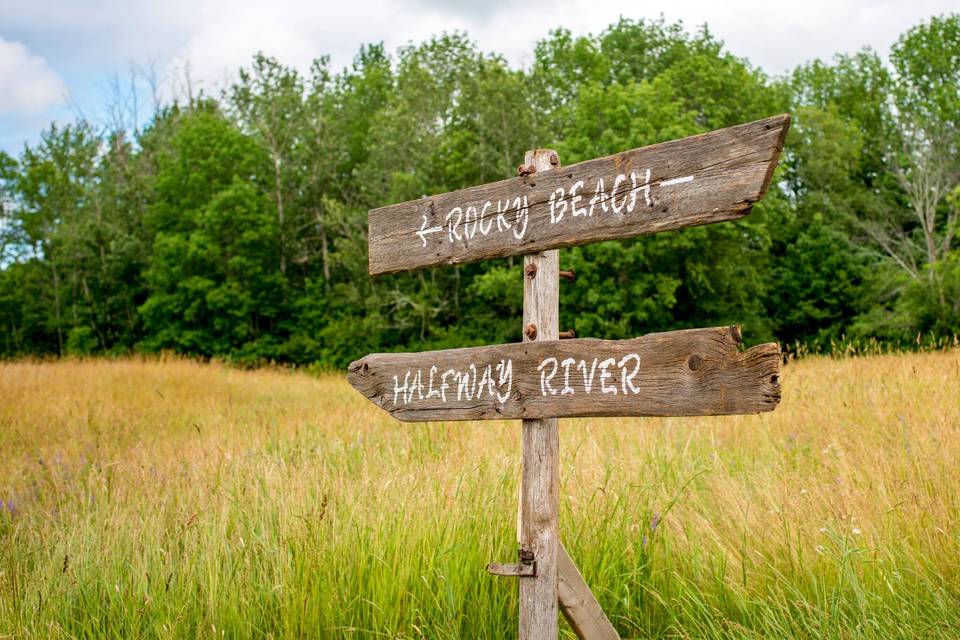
[558,543,620,640]
[520,148,560,640]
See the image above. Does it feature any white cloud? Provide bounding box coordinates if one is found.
[0,0,956,154]
[162,0,459,93]
[0,37,66,115]
[5,0,956,94]
[444,0,956,75]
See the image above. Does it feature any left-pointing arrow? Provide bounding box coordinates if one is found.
[416,214,444,247]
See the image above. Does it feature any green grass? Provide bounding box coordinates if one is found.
[1,352,959,638]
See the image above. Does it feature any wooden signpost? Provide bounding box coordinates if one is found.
[349,115,790,640]
[348,327,782,421]
[367,115,789,275]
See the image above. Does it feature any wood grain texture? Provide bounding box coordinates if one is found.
[558,543,620,640]
[519,148,560,640]
[487,562,536,577]
[347,326,782,422]
[367,114,790,275]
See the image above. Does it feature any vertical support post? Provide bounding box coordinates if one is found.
[520,148,560,640]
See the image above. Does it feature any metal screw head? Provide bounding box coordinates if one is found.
[524,324,538,340]
[549,152,559,166]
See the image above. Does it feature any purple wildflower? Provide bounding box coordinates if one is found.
[643,512,661,549]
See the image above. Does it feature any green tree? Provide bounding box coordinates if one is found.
[1,15,957,364]
[140,179,283,359]
[884,15,960,304]
[532,19,785,342]
[10,123,100,354]
[139,104,285,361]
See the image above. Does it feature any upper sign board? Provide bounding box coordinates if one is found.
[367,114,790,275]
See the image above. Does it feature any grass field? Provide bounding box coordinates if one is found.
[1,352,959,639]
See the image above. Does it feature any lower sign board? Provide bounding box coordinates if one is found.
[348,326,781,422]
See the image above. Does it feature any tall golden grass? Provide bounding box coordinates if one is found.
[1,352,958,638]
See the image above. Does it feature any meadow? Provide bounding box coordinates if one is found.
[0,351,958,639]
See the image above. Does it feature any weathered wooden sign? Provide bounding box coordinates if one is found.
[348,326,781,422]
[367,114,790,275]
[349,117,790,640]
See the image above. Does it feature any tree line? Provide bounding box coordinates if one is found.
[1,15,957,367]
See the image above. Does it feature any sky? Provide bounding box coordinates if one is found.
[0,0,955,156]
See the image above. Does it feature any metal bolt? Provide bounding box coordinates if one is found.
[517,164,537,177]
[524,324,538,340]
[559,329,576,339]
[549,152,559,166]
[559,269,575,282]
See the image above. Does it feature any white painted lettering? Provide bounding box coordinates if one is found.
[496,199,512,233]
[548,188,566,224]
[426,365,440,399]
[440,369,455,402]
[496,359,513,403]
[578,358,598,393]
[589,178,608,216]
[464,206,477,239]
[479,201,493,235]
[393,371,410,405]
[538,357,559,396]
[570,180,588,217]
[599,358,617,394]
[618,353,641,394]
[446,207,462,242]
[628,169,651,212]
[611,174,627,213]
[513,196,529,239]
[560,357,576,395]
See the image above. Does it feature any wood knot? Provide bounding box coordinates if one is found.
[687,354,703,371]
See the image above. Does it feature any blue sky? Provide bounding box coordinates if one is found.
[1,0,955,156]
